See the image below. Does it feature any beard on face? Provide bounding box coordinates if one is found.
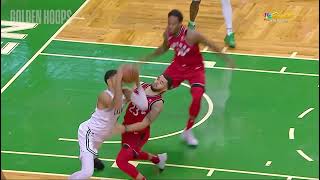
[151,83,162,92]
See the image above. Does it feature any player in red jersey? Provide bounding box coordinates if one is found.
[140,9,234,147]
[113,74,173,180]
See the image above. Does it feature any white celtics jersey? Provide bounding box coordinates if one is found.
[87,89,125,141]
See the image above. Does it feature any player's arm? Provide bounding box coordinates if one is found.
[97,91,112,109]
[112,65,125,114]
[140,32,170,62]
[193,31,235,68]
[125,101,163,132]
[122,87,148,111]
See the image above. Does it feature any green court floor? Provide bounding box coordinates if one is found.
[1,0,319,179]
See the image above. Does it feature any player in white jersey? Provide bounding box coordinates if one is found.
[69,67,148,180]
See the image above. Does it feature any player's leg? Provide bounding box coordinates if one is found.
[221,0,236,48]
[189,0,201,30]
[69,122,97,179]
[126,132,167,170]
[163,66,184,89]
[91,139,105,170]
[116,145,146,180]
[69,152,95,179]
[136,152,167,170]
[182,70,206,147]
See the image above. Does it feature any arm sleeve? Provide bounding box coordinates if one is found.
[130,85,148,111]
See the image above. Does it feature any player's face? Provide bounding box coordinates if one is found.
[107,74,117,87]
[151,75,168,92]
[167,16,181,34]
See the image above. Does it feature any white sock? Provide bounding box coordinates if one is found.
[131,85,148,111]
[220,0,233,35]
[69,153,94,180]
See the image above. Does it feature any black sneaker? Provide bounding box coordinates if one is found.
[94,158,105,171]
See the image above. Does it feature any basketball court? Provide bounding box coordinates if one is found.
[1,0,319,179]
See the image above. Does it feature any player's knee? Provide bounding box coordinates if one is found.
[191,85,204,101]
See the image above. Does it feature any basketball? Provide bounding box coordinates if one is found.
[121,64,139,83]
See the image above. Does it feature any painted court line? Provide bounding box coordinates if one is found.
[288,176,293,180]
[280,67,287,73]
[296,150,314,162]
[3,169,125,180]
[290,52,298,58]
[206,169,215,176]
[39,52,319,77]
[111,161,139,168]
[289,128,295,140]
[1,42,19,55]
[59,138,120,143]
[298,108,314,119]
[265,161,272,166]
[1,150,318,180]
[204,61,216,68]
[221,46,228,53]
[202,46,209,51]
[53,38,319,61]
[73,17,85,20]
[0,0,90,94]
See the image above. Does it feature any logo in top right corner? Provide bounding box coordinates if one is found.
[264,11,294,23]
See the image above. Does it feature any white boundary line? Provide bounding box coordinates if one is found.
[58,75,213,143]
[0,0,90,94]
[298,108,315,119]
[296,150,314,162]
[289,128,295,140]
[52,38,319,61]
[1,150,318,180]
[39,52,319,77]
[2,169,125,180]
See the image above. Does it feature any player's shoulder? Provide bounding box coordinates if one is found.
[186,29,201,38]
[150,98,164,110]
[97,91,112,107]
[186,30,203,43]
[151,95,164,104]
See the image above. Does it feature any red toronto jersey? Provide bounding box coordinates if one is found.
[123,83,164,134]
[167,25,204,68]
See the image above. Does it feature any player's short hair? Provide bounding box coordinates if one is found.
[168,9,183,22]
[163,74,173,90]
[104,69,117,85]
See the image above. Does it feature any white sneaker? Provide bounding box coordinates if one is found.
[156,153,167,170]
[181,129,199,147]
